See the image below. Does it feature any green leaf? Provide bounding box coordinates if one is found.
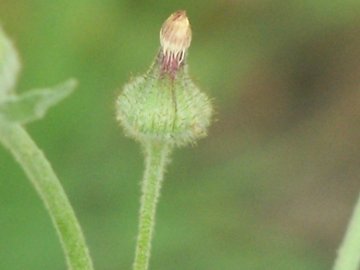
[0,26,20,100]
[0,79,76,124]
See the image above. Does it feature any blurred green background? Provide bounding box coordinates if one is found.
[1,0,360,269]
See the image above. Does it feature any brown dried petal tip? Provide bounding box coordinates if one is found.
[160,10,192,75]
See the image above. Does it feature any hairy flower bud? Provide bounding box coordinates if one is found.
[116,11,212,147]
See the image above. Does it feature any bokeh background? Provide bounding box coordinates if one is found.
[1,1,360,269]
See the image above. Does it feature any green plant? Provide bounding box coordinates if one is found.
[116,10,212,270]
[2,8,359,270]
[0,26,93,270]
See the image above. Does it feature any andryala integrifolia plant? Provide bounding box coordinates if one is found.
[116,10,212,146]
[0,26,94,270]
[1,9,360,270]
[116,10,212,270]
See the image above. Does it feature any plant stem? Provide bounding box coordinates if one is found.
[0,121,94,270]
[333,192,360,270]
[133,141,171,270]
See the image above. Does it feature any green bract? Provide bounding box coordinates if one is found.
[116,58,212,147]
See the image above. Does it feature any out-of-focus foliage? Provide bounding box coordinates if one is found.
[0,80,76,124]
[0,0,359,269]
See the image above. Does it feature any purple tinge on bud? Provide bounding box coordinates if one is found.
[159,10,192,77]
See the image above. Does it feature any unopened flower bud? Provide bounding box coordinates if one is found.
[116,11,212,147]
[160,10,192,77]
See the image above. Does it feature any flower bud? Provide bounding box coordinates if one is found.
[160,10,191,77]
[116,11,212,147]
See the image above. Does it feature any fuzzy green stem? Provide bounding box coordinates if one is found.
[0,121,94,270]
[333,192,360,270]
[133,141,171,270]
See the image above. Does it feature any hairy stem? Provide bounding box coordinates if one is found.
[0,121,94,270]
[133,142,171,270]
[333,192,360,270]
